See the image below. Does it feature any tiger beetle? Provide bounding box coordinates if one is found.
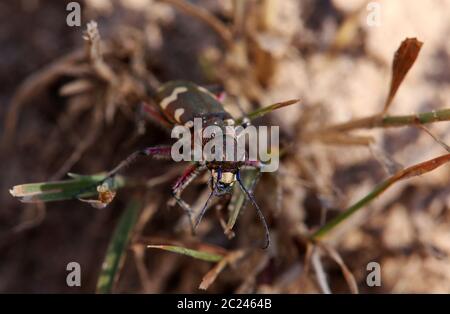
[92,80,298,249]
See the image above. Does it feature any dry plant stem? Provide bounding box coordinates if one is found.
[316,242,358,294]
[292,242,314,292]
[50,105,103,180]
[199,250,246,290]
[1,49,85,147]
[160,0,233,47]
[235,253,270,293]
[13,203,46,233]
[130,201,157,292]
[231,0,246,36]
[314,108,450,135]
[84,21,118,86]
[311,247,331,294]
[59,79,94,96]
[132,244,153,292]
[369,143,404,175]
[130,202,158,292]
[311,153,450,240]
[315,133,374,146]
[416,124,450,153]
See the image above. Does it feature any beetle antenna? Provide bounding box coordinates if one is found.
[236,170,270,249]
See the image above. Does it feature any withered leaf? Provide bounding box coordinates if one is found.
[383,38,423,113]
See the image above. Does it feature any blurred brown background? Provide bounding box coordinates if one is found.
[1,0,450,293]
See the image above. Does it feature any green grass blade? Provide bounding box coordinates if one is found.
[147,245,224,262]
[381,109,450,126]
[96,199,141,293]
[311,180,390,239]
[226,168,259,232]
[9,173,125,203]
[236,99,300,124]
[312,153,450,239]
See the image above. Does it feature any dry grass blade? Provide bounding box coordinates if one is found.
[312,153,450,239]
[417,125,450,153]
[369,143,403,175]
[312,38,424,135]
[83,21,118,85]
[147,244,224,262]
[315,133,374,146]
[383,38,423,113]
[235,252,270,293]
[225,168,259,237]
[132,244,153,292]
[59,79,95,96]
[199,250,246,290]
[1,49,85,148]
[129,200,159,292]
[392,153,450,180]
[312,108,450,135]
[318,242,358,294]
[160,0,233,46]
[50,106,103,180]
[311,246,331,294]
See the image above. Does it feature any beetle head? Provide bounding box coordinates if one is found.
[211,168,235,196]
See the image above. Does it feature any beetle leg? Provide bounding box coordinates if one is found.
[74,146,173,198]
[139,101,173,130]
[242,160,264,169]
[104,146,172,180]
[171,163,207,234]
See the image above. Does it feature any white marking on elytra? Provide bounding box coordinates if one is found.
[185,120,194,128]
[160,87,188,110]
[198,86,216,98]
[174,108,185,123]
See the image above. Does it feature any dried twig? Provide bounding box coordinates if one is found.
[416,124,450,153]
[83,21,118,86]
[311,108,450,135]
[132,244,153,292]
[311,246,331,294]
[317,242,359,294]
[199,249,246,290]
[1,49,85,148]
[50,105,103,180]
[159,0,233,46]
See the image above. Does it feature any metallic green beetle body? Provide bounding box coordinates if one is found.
[155,80,241,194]
[75,80,282,248]
[155,80,232,127]
[153,82,269,247]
